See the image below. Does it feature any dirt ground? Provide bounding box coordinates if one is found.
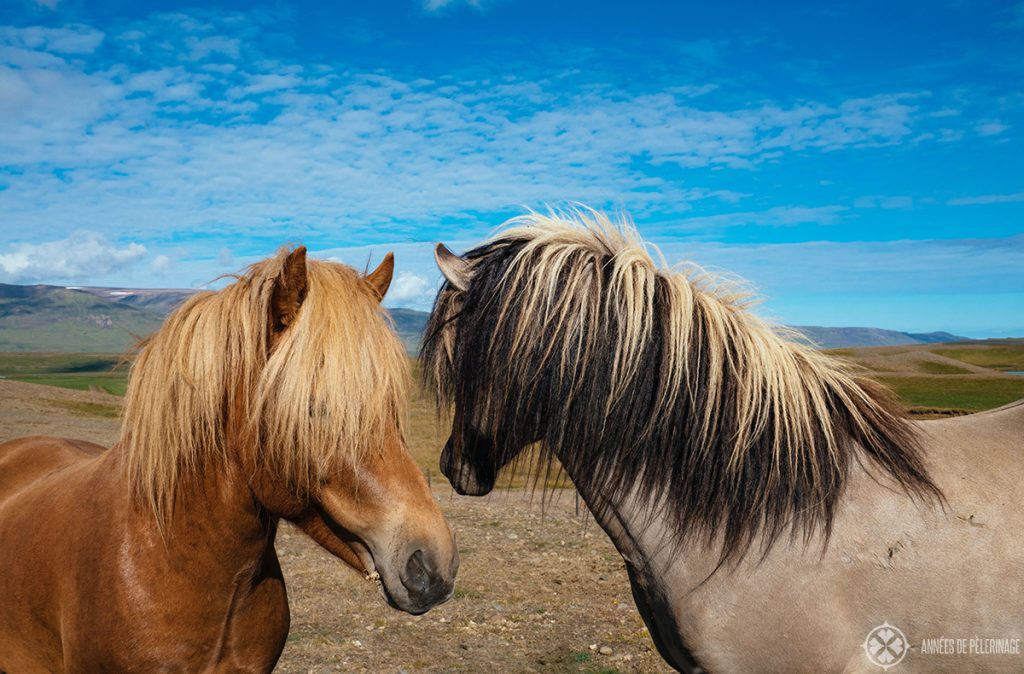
[0,380,671,673]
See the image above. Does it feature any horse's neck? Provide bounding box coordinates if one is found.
[107,446,277,577]
[571,477,705,584]
[565,463,714,673]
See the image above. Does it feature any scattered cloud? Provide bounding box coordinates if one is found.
[655,206,846,234]
[976,120,1009,136]
[386,271,434,304]
[0,232,147,283]
[30,0,59,10]
[662,235,1024,297]
[0,13,926,249]
[948,192,1024,206]
[853,195,913,209]
[0,12,1017,298]
[0,25,104,54]
[151,254,171,273]
[422,0,499,13]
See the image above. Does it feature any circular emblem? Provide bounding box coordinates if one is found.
[864,622,909,670]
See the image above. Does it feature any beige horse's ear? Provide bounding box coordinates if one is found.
[365,252,394,301]
[434,243,469,291]
[271,246,308,332]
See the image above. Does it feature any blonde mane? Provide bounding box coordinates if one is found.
[119,249,409,521]
[423,209,940,562]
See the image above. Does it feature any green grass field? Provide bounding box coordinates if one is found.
[916,360,972,375]
[876,375,1024,414]
[931,339,1024,371]
[824,338,1024,415]
[0,352,128,395]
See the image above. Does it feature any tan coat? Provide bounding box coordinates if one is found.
[586,401,1024,673]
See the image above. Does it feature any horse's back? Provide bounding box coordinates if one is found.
[920,396,1024,431]
[914,398,1024,531]
[0,435,106,504]
[916,398,1024,466]
[0,437,111,672]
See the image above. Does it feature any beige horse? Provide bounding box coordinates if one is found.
[422,209,1023,673]
[0,248,458,672]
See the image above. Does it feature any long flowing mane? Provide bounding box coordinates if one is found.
[423,210,941,563]
[119,249,409,521]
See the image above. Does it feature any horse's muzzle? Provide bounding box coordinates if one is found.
[397,544,458,614]
[440,435,496,496]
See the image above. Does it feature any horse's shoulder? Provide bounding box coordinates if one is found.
[0,436,106,501]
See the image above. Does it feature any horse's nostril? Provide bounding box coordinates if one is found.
[403,549,430,595]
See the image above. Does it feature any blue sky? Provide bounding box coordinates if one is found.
[0,0,1021,336]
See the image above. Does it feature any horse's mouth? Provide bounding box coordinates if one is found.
[309,503,411,612]
[343,537,403,609]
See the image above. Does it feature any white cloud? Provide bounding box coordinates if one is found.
[0,14,962,257]
[0,25,104,54]
[853,195,913,210]
[676,236,1022,287]
[655,206,846,233]
[423,0,496,12]
[948,192,1024,206]
[976,120,1009,137]
[0,232,147,283]
[30,0,59,9]
[386,271,434,304]
[151,254,171,273]
[185,35,240,61]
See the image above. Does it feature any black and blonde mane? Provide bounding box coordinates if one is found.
[423,210,941,562]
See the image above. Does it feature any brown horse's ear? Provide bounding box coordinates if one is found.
[365,252,394,301]
[434,243,469,291]
[271,246,308,332]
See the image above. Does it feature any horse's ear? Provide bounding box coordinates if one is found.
[434,243,469,291]
[364,252,394,302]
[271,246,308,332]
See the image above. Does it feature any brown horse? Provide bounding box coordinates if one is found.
[0,247,458,672]
[423,209,1023,673]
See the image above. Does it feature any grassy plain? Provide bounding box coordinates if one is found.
[825,338,1024,415]
[3,338,1023,470]
[0,352,128,395]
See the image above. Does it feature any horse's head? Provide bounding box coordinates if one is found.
[246,248,458,614]
[427,243,549,497]
[423,210,942,571]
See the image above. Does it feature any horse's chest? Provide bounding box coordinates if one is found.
[64,566,291,672]
[624,562,705,674]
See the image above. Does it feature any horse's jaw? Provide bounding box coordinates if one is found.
[297,490,457,616]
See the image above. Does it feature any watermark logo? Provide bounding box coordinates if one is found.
[864,622,909,670]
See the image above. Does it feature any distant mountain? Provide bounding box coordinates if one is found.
[791,326,968,349]
[388,307,431,353]
[73,285,195,315]
[0,283,166,352]
[0,283,970,353]
[0,283,431,353]
[904,331,965,344]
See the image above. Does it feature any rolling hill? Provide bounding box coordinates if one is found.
[0,284,167,352]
